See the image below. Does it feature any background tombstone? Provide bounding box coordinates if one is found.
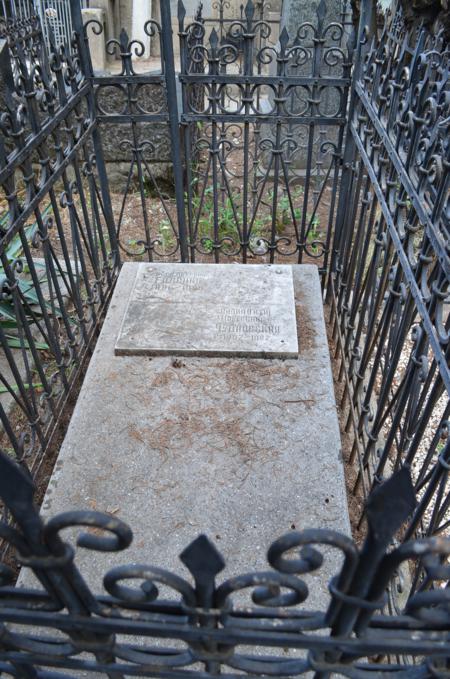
[281,0,346,33]
[266,0,353,173]
[82,8,107,72]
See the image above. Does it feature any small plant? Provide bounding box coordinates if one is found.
[0,208,57,351]
[307,215,321,254]
[264,186,304,234]
[191,188,245,251]
[187,181,316,251]
[157,219,176,251]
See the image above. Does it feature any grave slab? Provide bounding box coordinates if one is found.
[19,263,349,616]
[115,263,299,358]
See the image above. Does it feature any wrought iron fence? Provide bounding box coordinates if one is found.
[0,4,117,507]
[85,2,189,262]
[179,0,354,270]
[1,450,450,677]
[0,0,449,653]
[329,0,450,603]
[85,0,353,273]
[1,0,77,51]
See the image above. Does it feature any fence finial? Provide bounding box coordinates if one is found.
[209,26,219,49]
[178,0,186,24]
[317,0,327,25]
[180,534,225,606]
[279,26,290,51]
[180,534,226,580]
[245,0,255,21]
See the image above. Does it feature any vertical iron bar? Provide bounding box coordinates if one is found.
[330,0,375,279]
[69,0,120,269]
[160,0,189,263]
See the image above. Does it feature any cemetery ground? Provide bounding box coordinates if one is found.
[0,173,447,580]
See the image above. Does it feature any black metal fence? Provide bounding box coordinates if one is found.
[179,0,354,270]
[85,2,189,262]
[0,6,118,484]
[328,0,450,603]
[0,0,449,669]
[1,451,450,677]
[185,0,353,270]
[85,0,353,273]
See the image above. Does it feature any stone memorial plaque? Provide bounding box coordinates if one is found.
[115,263,298,358]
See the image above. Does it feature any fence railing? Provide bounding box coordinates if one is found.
[178,0,354,271]
[0,4,117,523]
[83,0,353,273]
[329,0,450,604]
[1,450,450,677]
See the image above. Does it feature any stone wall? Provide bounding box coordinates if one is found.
[350,0,449,39]
[400,0,449,39]
[100,123,174,192]
[95,81,174,192]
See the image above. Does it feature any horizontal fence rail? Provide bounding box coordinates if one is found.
[330,0,450,605]
[0,7,118,527]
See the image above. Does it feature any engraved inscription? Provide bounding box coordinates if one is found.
[215,306,281,342]
[142,270,206,292]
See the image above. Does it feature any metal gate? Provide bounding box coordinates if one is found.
[179,0,353,272]
[87,0,353,276]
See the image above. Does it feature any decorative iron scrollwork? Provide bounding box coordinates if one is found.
[0,453,450,676]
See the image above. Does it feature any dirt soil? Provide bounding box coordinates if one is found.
[325,302,367,544]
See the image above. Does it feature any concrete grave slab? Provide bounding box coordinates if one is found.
[115,263,299,358]
[19,264,349,618]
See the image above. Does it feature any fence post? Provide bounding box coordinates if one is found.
[160,0,189,263]
[328,0,376,288]
[315,467,417,679]
[69,0,120,270]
